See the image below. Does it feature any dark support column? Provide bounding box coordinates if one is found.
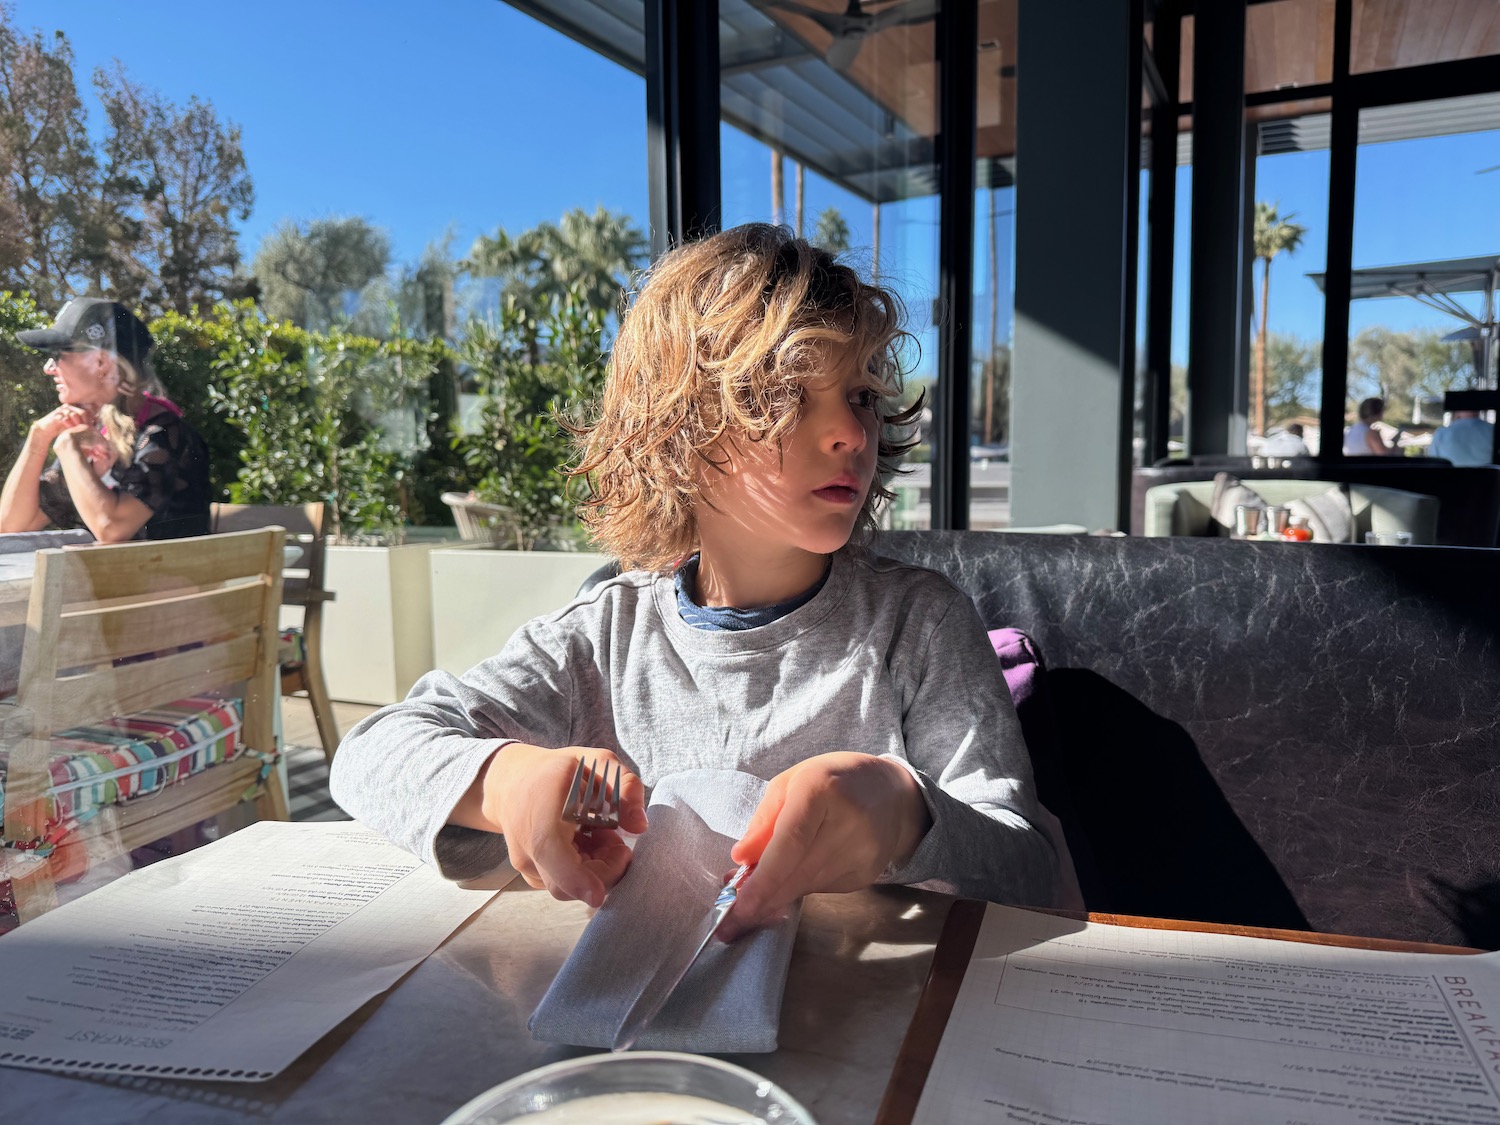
[932,1,977,530]
[1117,0,1145,532]
[1146,4,1179,466]
[1186,0,1248,455]
[1319,0,1355,461]
[1012,0,1134,529]
[644,0,721,260]
[1240,119,1258,433]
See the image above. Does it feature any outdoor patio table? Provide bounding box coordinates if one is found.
[2,879,951,1124]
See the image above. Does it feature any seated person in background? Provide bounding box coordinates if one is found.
[0,299,210,542]
[1259,422,1309,458]
[1429,410,1495,466]
[331,223,1059,938]
[1343,396,1402,456]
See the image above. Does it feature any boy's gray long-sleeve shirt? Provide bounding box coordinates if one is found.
[330,548,1058,907]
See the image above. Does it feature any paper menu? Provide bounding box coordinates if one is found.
[911,905,1500,1125]
[0,820,512,1082]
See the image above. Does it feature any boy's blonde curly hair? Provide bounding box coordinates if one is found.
[570,222,921,571]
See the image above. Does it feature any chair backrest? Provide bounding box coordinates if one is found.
[16,528,284,736]
[210,502,330,609]
[4,529,283,841]
[441,492,520,546]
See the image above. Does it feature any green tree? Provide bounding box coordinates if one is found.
[252,217,390,329]
[1252,201,1307,438]
[94,64,253,314]
[0,288,51,469]
[813,206,851,254]
[1263,332,1321,427]
[465,207,645,362]
[0,8,98,304]
[454,290,608,548]
[1348,326,1472,424]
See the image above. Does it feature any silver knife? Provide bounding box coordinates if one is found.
[612,862,756,1051]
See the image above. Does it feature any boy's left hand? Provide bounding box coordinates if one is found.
[719,752,931,941]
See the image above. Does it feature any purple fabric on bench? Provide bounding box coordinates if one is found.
[988,628,1088,911]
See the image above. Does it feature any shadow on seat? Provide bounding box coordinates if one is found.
[1047,669,1309,930]
[211,503,340,763]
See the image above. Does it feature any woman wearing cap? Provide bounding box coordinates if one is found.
[0,299,211,542]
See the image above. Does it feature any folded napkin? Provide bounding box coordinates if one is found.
[529,768,800,1053]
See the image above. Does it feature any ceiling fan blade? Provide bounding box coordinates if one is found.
[825,34,863,71]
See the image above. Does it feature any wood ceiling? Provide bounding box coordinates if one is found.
[760,0,1017,161]
[1180,0,1500,104]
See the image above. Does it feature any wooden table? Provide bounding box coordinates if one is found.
[2,882,953,1124]
[3,880,1482,1125]
[875,901,1486,1125]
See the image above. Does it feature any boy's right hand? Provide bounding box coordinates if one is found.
[472,743,648,908]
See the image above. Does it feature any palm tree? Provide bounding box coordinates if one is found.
[465,207,645,360]
[1252,201,1307,438]
[548,206,647,316]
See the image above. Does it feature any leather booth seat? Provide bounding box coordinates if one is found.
[874,530,1499,950]
[1142,479,1439,542]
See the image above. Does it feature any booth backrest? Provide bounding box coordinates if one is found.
[873,530,1500,949]
[1143,479,1440,541]
[1131,464,1500,546]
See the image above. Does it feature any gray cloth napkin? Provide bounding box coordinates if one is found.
[529,768,800,1053]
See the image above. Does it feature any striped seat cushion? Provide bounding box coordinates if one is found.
[279,627,306,669]
[0,694,247,848]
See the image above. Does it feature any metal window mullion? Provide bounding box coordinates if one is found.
[1318,0,1355,462]
[1146,2,1180,467]
[645,0,721,260]
[932,0,978,530]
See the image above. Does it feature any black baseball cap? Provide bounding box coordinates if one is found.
[16,298,154,369]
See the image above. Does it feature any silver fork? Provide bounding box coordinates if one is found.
[560,757,621,834]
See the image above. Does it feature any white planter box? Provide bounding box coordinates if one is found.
[321,539,453,705]
[430,548,610,676]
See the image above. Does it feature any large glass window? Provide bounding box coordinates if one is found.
[968,0,1017,528]
[1252,115,1329,455]
[719,0,942,529]
[0,0,652,922]
[1345,93,1500,454]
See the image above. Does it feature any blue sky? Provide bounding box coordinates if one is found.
[11,0,1497,372]
[10,0,651,265]
[1173,128,1500,362]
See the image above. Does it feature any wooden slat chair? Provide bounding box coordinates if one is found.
[210,503,340,763]
[0,529,289,924]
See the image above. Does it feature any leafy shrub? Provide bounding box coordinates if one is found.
[0,292,55,471]
[454,291,607,549]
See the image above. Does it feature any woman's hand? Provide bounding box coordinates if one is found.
[54,424,114,473]
[475,744,649,907]
[719,752,932,940]
[29,405,95,448]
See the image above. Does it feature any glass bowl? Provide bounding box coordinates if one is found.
[440,1052,818,1125]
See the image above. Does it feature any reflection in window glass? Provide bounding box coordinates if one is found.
[1252,128,1327,455]
[0,1,652,926]
[1346,99,1500,456]
[1170,161,1192,458]
[719,0,942,528]
[969,1,1017,528]
[1352,0,1500,74]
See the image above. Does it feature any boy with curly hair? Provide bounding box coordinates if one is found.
[331,224,1057,937]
